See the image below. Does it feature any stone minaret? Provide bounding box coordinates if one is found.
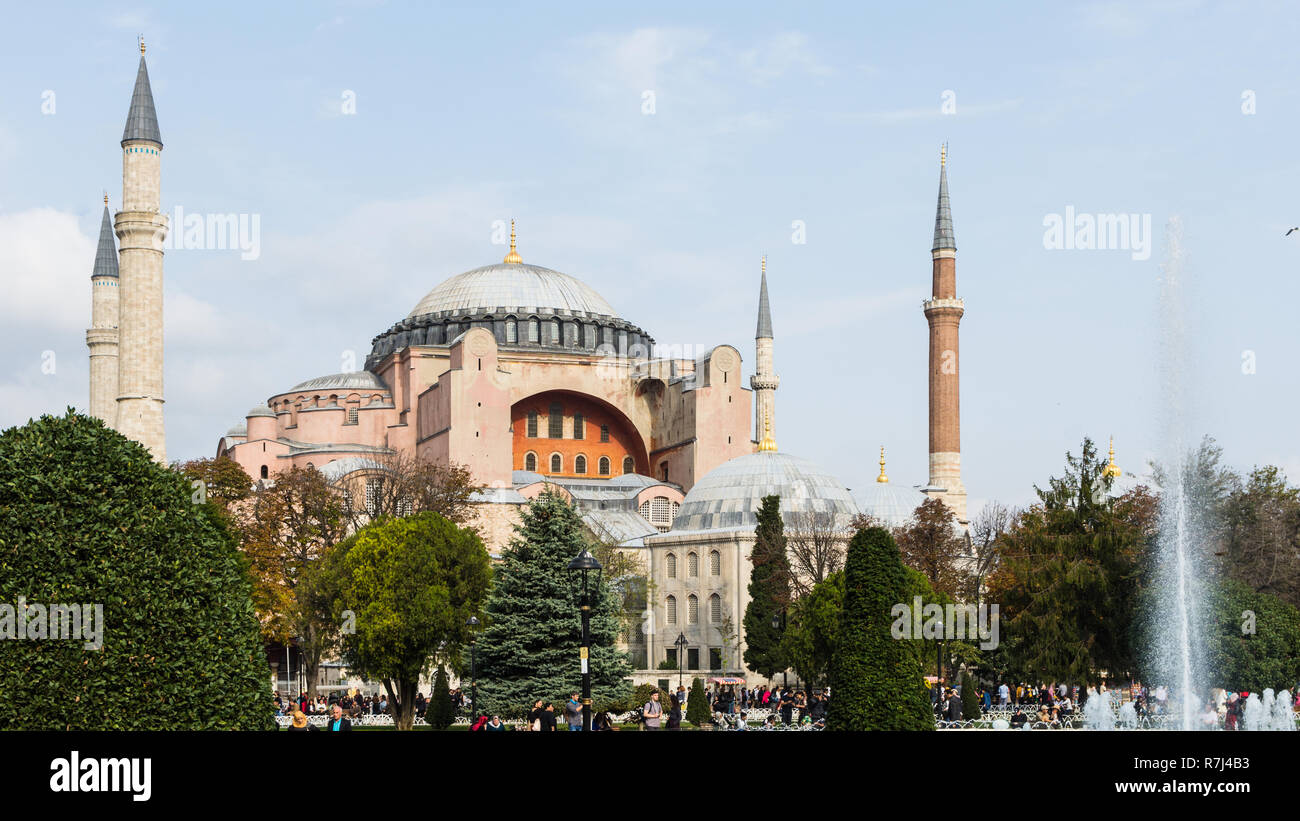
[114,39,168,462]
[922,145,966,523]
[751,256,779,447]
[87,195,120,425]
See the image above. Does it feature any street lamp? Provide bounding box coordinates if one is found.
[466,615,479,723]
[674,632,688,689]
[566,549,603,731]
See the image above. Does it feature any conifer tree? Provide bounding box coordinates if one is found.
[426,665,453,729]
[827,526,933,731]
[475,490,631,717]
[960,670,981,720]
[686,677,711,726]
[743,495,792,678]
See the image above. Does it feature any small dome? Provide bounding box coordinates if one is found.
[246,404,276,418]
[408,262,618,319]
[225,422,247,437]
[672,451,859,533]
[854,481,928,529]
[289,371,388,393]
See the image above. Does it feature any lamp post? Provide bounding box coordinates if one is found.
[771,611,788,689]
[567,549,603,731]
[674,632,688,689]
[466,616,479,722]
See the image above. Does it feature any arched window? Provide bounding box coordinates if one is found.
[572,413,584,439]
[524,452,537,472]
[622,456,635,475]
[260,465,268,479]
[666,553,677,579]
[551,319,561,345]
[687,552,698,578]
[574,455,587,474]
[550,454,562,473]
[710,594,721,624]
[598,456,610,476]
[687,594,699,625]
[548,402,563,438]
[666,596,677,625]
[505,318,518,343]
[710,550,721,576]
[528,318,539,343]
[526,411,538,438]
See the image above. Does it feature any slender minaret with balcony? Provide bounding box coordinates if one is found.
[87,195,120,425]
[751,256,779,448]
[114,39,168,462]
[922,145,967,523]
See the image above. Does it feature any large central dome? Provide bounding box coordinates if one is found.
[408,262,618,319]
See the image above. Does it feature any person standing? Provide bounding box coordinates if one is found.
[527,699,544,732]
[564,693,583,731]
[643,690,664,731]
[998,682,1010,707]
[326,704,351,731]
[539,703,558,732]
[666,691,682,730]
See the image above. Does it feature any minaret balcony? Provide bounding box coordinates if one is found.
[923,297,964,318]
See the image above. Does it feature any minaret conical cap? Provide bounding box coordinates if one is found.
[91,204,118,278]
[932,144,955,252]
[756,256,773,339]
[121,53,162,147]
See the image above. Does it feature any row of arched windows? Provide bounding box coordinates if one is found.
[522,452,636,476]
[664,593,723,625]
[665,550,720,579]
[524,407,611,443]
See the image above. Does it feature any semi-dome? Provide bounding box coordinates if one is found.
[408,262,618,319]
[672,451,859,533]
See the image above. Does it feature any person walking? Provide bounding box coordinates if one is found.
[643,690,664,731]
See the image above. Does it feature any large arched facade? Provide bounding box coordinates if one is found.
[511,389,647,477]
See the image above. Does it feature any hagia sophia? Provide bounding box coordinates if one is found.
[87,47,969,678]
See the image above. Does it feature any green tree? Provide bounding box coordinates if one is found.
[960,670,981,720]
[997,438,1143,685]
[475,490,631,717]
[426,665,454,729]
[326,512,491,730]
[1202,579,1300,692]
[686,677,711,726]
[826,527,933,731]
[0,411,271,729]
[743,495,791,678]
[782,571,844,689]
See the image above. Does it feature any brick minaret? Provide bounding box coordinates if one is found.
[751,256,779,447]
[87,196,120,426]
[115,39,168,462]
[922,145,966,523]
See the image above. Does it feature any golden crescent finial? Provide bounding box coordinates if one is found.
[758,408,777,452]
[140,35,146,55]
[877,446,889,483]
[761,254,766,275]
[503,219,522,264]
[940,143,947,167]
[104,192,109,205]
[1103,435,1122,478]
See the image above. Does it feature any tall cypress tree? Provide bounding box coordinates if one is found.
[743,495,791,678]
[475,490,631,717]
[827,526,933,731]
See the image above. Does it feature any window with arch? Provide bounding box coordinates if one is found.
[622,456,635,475]
[550,454,562,473]
[260,465,268,479]
[584,324,596,348]
[598,456,610,476]
[666,553,677,579]
[687,594,699,624]
[548,402,563,438]
[526,411,538,438]
[574,455,587,474]
[528,318,539,343]
[710,550,721,576]
[710,593,721,624]
[524,452,537,472]
[666,595,677,625]
[687,552,699,578]
[505,318,518,343]
[573,413,584,439]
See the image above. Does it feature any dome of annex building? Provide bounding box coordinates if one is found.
[671,450,860,534]
[407,262,618,319]
[289,371,389,393]
[854,480,928,529]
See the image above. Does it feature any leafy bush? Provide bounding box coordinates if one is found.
[0,411,272,729]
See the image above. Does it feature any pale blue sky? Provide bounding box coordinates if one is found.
[2,0,1298,512]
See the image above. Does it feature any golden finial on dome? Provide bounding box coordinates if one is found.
[940,142,947,168]
[1103,436,1122,479]
[104,192,109,206]
[758,408,777,452]
[877,446,889,483]
[139,35,146,55]
[761,254,766,275]
[503,219,522,264]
